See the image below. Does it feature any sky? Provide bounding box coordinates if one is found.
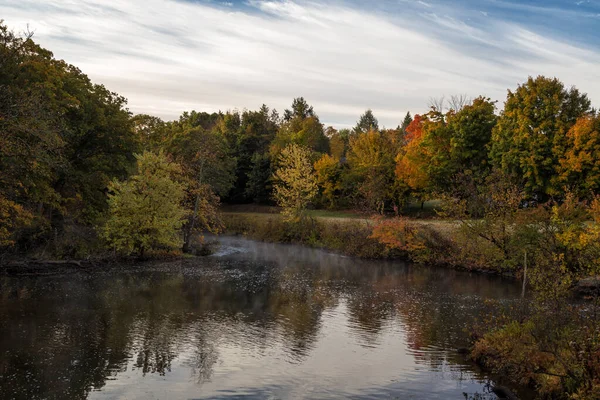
[2,0,600,128]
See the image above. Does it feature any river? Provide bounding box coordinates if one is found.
[0,236,530,399]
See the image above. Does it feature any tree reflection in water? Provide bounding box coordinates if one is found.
[0,237,531,399]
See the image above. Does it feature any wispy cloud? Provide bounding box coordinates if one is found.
[2,0,599,127]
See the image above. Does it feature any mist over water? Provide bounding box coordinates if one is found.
[0,236,528,399]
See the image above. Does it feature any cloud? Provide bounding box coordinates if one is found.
[1,0,599,127]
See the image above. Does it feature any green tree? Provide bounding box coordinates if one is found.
[103,152,186,257]
[245,152,273,204]
[283,97,314,121]
[167,126,235,251]
[400,111,412,133]
[273,144,318,222]
[490,76,591,198]
[354,109,379,134]
[132,114,168,151]
[446,96,497,175]
[217,106,279,203]
[0,23,62,246]
[0,21,139,247]
[272,98,328,156]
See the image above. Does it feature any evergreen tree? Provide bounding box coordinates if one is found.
[354,109,379,134]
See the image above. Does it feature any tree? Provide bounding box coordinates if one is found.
[558,114,600,198]
[446,96,497,175]
[271,98,328,156]
[0,23,62,247]
[245,152,273,204]
[103,152,186,257]
[216,106,279,203]
[395,115,431,199]
[0,21,139,246]
[490,76,591,198]
[273,144,318,222]
[283,97,314,121]
[132,114,168,151]
[314,154,343,209]
[354,109,379,134]
[399,111,413,144]
[347,129,396,213]
[167,126,235,251]
[329,128,350,160]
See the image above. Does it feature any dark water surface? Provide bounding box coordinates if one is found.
[1,237,528,400]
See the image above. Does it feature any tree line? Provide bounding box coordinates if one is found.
[2,21,600,255]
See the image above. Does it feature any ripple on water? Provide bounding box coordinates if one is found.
[0,236,531,400]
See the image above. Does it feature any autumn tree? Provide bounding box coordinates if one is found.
[490,76,591,198]
[314,154,343,209]
[347,129,396,213]
[329,128,350,160]
[103,152,186,258]
[558,114,600,198]
[395,114,431,203]
[273,144,318,222]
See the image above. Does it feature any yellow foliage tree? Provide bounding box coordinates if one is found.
[313,154,342,209]
[103,152,186,257]
[273,144,318,222]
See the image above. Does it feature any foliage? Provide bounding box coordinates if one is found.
[313,154,343,208]
[369,216,429,261]
[396,98,496,200]
[347,129,397,213]
[273,144,319,222]
[272,98,329,156]
[395,114,431,198]
[167,125,235,250]
[490,76,591,199]
[222,213,391,258]
[440,170,526,271]
[354,109,379,134]
[132,114,168,151]
[0,196,33,247]
[329,128,350,160]
[245,152,273,204]
[558,114,600,198]
[0,21,138,249]
[103,152,186,257]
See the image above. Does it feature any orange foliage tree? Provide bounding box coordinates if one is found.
[557,114,600,198]
[395,115,431,199]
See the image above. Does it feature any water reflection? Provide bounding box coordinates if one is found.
[0,237,525,399]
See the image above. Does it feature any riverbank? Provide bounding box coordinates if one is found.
[221,211,512,275]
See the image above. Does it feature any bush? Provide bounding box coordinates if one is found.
[222,213,391,258]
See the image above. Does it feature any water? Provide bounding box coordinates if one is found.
[0,237,528,399]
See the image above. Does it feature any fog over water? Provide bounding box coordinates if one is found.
[0,236,530,399]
